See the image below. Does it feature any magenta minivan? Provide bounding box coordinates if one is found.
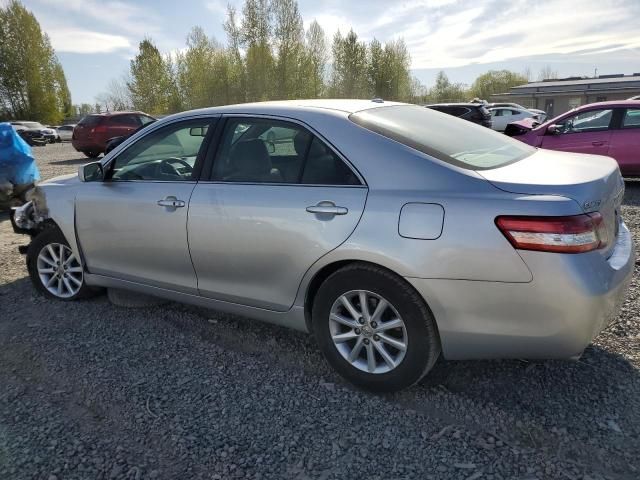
[509,101,640,176]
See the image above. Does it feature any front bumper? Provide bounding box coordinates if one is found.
[408,223,635,360]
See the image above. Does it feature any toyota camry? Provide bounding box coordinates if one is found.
[12,100,634,392]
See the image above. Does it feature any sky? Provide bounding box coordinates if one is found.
[9,0,640,104]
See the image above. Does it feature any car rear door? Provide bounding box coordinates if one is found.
[75,116,217,293]
[540,107,613,156]
[188,116,367,311]
[607,107,640,176]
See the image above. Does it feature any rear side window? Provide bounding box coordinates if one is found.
[78,115,102,127]
[622,109,640,129]
[212,118,361,185]
[110,114,140,127]
[350,105,535,170]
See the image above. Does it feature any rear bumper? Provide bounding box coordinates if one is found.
[408,222,635,360]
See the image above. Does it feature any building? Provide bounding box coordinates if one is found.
[490,74,640,118]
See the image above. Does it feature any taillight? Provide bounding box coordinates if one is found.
[495,213,606,254]
[91,125,108,134]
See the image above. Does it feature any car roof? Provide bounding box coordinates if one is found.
[87,111,149,116]
[572,100,640,110]
[425,103,481,108]
[178,99,406,116]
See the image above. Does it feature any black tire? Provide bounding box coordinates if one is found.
[26,227,97,301]
[312,263,441,392]
[84,151,100,158]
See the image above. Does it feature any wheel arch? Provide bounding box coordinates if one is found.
[303,259,439,336]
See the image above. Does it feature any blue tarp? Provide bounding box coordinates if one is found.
[0,122,41,185]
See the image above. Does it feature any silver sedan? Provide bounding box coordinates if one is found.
[12,100,635,392]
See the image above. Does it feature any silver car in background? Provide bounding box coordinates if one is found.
[12,100,634,392]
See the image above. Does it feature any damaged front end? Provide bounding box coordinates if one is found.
[10,186,50,236]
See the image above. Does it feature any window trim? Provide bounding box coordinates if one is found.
[202,114,367,187]
[103,115,220,183]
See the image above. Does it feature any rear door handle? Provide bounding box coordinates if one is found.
[592,141,605,146]
[157,196,185,208]
[306,202,348,216]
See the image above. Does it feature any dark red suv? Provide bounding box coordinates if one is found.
[72,111,155,158]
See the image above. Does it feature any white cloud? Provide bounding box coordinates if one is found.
[390,0,640,69]
[46,28,131,53]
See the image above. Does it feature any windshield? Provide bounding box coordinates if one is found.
[350,105,535,170]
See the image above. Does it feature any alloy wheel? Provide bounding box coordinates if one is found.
[36,243,83,299]
[329,290,408,374]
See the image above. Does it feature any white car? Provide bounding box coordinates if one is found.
[56,124,76,142]
[489,107,540,132]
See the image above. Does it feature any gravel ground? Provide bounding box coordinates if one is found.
[1,143,639,480]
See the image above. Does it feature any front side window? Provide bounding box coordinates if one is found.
[110,119,212,181]
[212,118,360,185]
[350,105,535,170]
[556,109,613,134]
[622,108,640,129]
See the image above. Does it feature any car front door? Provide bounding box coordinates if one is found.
[608,107,640,176]
[75,117,217,293]
[188,116,368,311]
[540,108,613,156]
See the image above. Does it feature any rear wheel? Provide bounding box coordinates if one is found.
[27,227,96,301]
[312,263,440,392]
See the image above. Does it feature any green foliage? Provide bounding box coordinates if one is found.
[470,69,527,100]
[330,29,368,98]
[0,0,72,123]
[425,71,469,103]
[127,39,177,115]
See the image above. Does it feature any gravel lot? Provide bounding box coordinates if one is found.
[1,143,639,480]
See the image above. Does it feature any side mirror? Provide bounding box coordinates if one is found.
[266,141,275,154]
[78,162,104,182]
[189,126,208,137]
[547,124,562,135]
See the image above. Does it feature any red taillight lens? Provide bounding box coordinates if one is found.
[91,125,108,134]
[495,213,606,253]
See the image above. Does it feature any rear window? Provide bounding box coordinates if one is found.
[78,115,103,127]
[350,105,535,170]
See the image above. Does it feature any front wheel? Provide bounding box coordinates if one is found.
[26,227,96,300]
[312,263,441,392]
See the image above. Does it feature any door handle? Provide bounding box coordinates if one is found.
[592,141,605,146]
[157,197,185,208]
[306,202,348,215]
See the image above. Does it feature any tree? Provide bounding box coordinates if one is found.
[96,76,132,112]
[426,71,468,103]
[271,0,304,99]
[470,70,527,100]
[127,39,175,114]
[75,103,93,116]
[0,0,71,123]
[302,20,327,98]
[538,65,558,81]
[241,0,273,101]
[330,29,368,98]
[223,5,246,104]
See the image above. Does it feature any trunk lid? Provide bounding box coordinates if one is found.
[480,149,625,257]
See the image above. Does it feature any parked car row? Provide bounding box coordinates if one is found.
[506,100,640,176]
[425,102,547,132]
